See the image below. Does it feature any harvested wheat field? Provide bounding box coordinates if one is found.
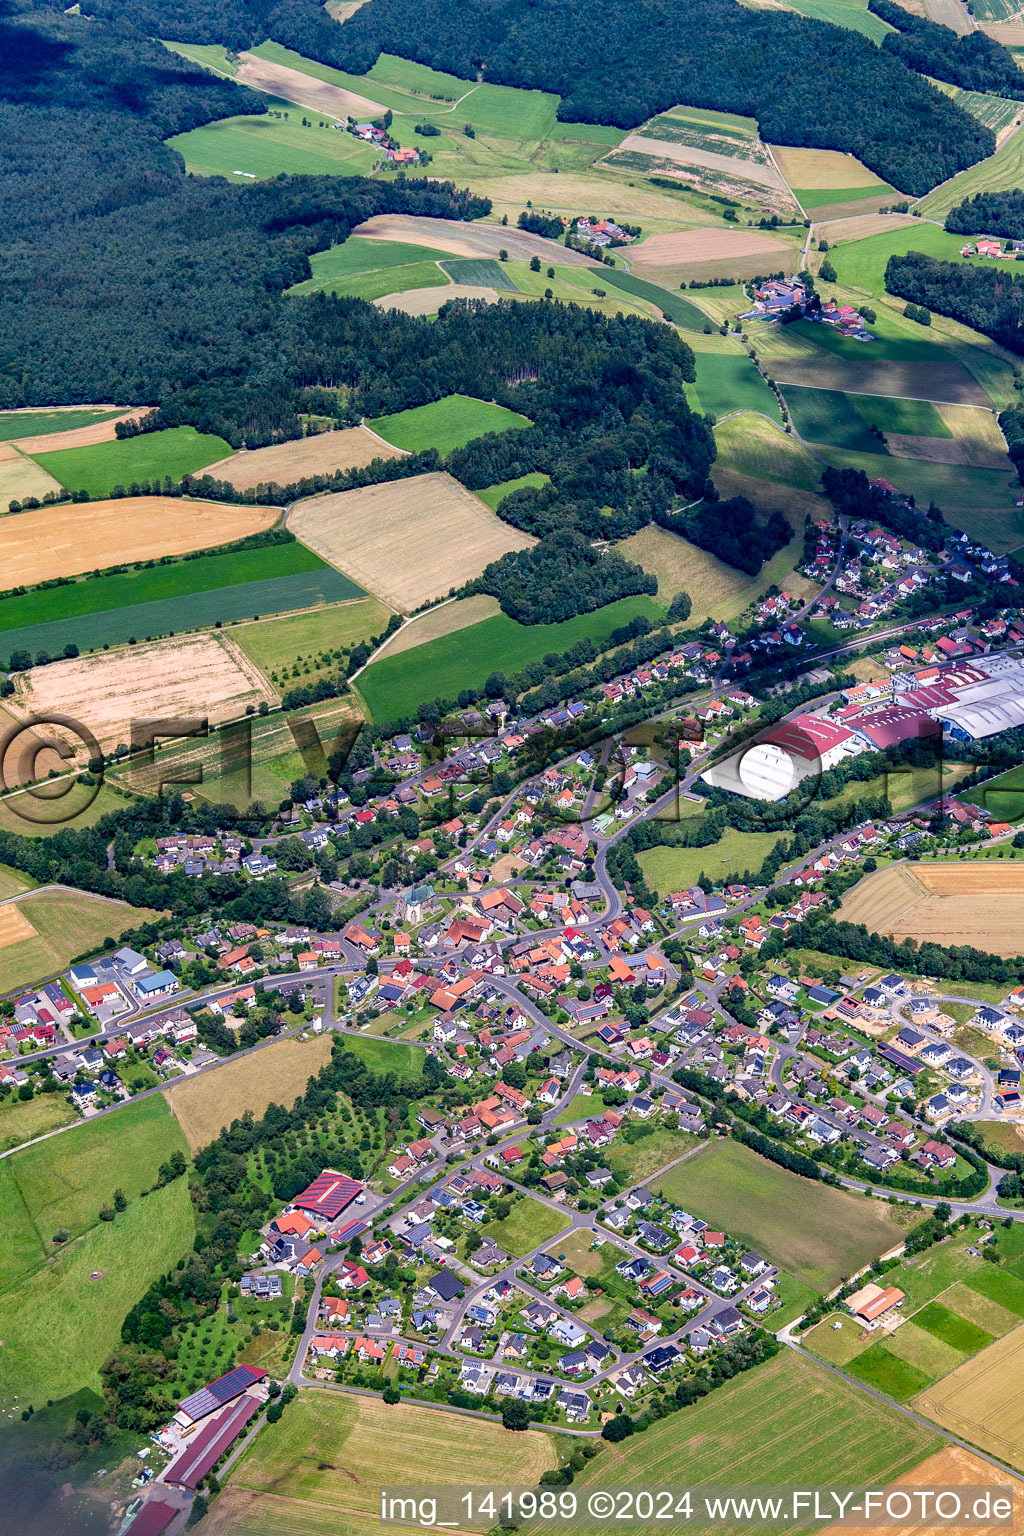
[0,444,63,509]
[289,471,535,611]
[839,862,1024,957]
[375,283,500,315]
[166,1034,334,1150]
[818,1445,1024,1536]
[377,594,501,658]
[9,410,148,455]
[771,146,885,189]
[11,633,277,753]
[351,214,600,267]
[0,496,277,586]
[816,212,918,246]
[0,905,37,948]
[235,49,385,118]
[914,1323,1024,1471]
[203,427,404,491]
[631,228,795,283]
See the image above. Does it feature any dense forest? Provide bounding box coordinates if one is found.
[885,250,1024,355]
[472,532,657,625]
[946,189,1024,240]
[869,0,1023,97]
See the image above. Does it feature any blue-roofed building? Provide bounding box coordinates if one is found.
[135,970,179,998]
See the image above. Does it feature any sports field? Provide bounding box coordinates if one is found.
[367,395,531,457]
[12,632,276,753]
[578,1351,940,1509]
[169,102,379,181]
[205,427,404,489]
[289,236,454,301]
[166,1034,334,1150]
[229,1390,555,1511]
[0,889,164,992]
[31,425,231,498]
[0,496,278,587]
[289,471,535,610]
[651,1138,907,1289]
[839,862,1024,957]
[356,595,663,721]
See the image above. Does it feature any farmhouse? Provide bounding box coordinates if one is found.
[846,1283,905,1327]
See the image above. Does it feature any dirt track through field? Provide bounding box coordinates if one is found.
[235,51,385,119]
[11,633,277,753]
[203,427,404,490]
[351,214,601,266]
[0,496,278,585]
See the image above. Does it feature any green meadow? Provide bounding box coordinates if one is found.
[368,394,531,456]
[356,594,663,720]
[475,472,550,510]
[0,408,122,442]
[289,236,453,300]
[169,99,379,181]
[32,424,231,497]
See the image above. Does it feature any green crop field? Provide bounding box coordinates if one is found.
[0,1179,193,1406]
[356,594,663,720]
[797,184,892,209]
[829,222,996,296]
[651,1139,908,1290]
[918,118,1024,219]
[289,236,453,300]
[935,85,1022,137]
[368,395,531,456]
[0,890,165,994]
[169,102,379,181]
[598,267,713,328]
[232,596,392,677]
[783,0,895,39]
[0,863,36,900]
[0,408,122,442]
[480,1195,570,1257]
[784,385,887,451]
[853,393,952,436]
[475,472,550,510]
[577,1351,940,1511]
[438,258,519,290]
[689,350,783,422]
[32,425,231,498]
[846,1342,933,1401]
[914,1299,994,1353]
[0,1093,75,1155]
[0,567,362,667]
[366,52,560,140]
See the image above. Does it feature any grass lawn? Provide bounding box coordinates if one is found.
[290,237,453,300]
[652,1139,907,1290]
[690,348,783,423]
[577,1351,940,1509]
[846,1341,933,1401]
[231,597,392,678]
[0,1093,76,1155]
[0,1094,189,1293]
[553,1090,608,1127]
[883,1319,966,1380]
[0,890,164,994]
[0,408,122,442]
[976,763,1024,822]
[0,1178,193,1407]
[480,1195,570,1257]
[638,827,786,894]
[963,1264,1024,1315]
[336,1033,425,1080]
[0,863,37,900]
[543,1228,605,1276]
[169,102,380,182]
[475,472,550,511]
[31,425,232,498]
[0,780,134,839]
[356,595,663,721]
[803,1312,874,1365]
[914,1299,994,1353]
[367,395,531,457]
[230,1388,556,1509]
[605,1127,699,1185]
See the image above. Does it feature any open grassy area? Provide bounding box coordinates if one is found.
[231,597,392,680]
[439,258,518,290]
[785,385,887,452]
[336,1033,425,1081]
[289,236,453,300]
[0,890,164,993]
[475,473,550,511]
[0,863,37,901]
[686,337,783,422]
[598,267,712,328]
[577,1350,940,1512]
[605,1127,700,1185]
[481,1195,571,1257]
[169,101,380,181]
[652,1138,907,1290]
[977,762,1024,821]
[0,779,137,839]
[553,1090,609,1127]
[918,118,1024,220]
[230,1388,556,1511]
[31,425,231,498]
[165,1035,335,1152]
[846,1341,933,1401]
[356,595,663,721]
[0,1178,193,1407]
[0,408,122,442]
[368,395,531,457]
[0,1092,76,1154]
[637,827,786,894]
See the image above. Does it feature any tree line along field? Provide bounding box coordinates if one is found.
[0,890,165,994]
[289,236,456,301]
[203,425,405,489]
[0,497,279,588]
[0,538,347,646]
[29,424,232,499]
[0,1096,193,1406]
[355,594,665,720]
